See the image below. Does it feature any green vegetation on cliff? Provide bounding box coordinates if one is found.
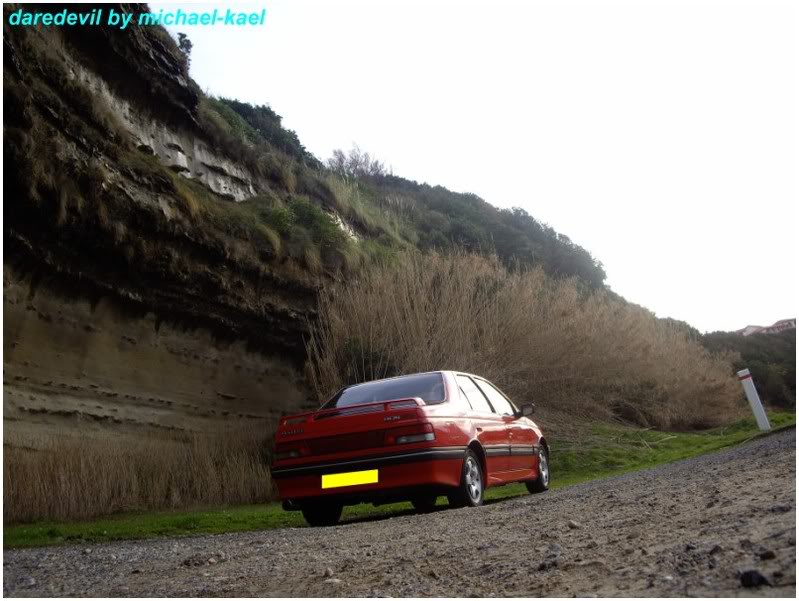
[702,329,796,409]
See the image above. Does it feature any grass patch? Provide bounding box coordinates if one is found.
[5,411,793,549]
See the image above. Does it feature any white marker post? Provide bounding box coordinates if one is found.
[737,368,771,432]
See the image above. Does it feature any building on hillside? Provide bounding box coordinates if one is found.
[736,318,796,336]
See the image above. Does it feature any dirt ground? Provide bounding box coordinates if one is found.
[3,429,795,598]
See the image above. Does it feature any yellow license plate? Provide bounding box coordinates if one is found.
[321,469,379,489]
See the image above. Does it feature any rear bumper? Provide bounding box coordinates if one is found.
[273,446,466,504]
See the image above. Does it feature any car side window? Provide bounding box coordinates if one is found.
[456,375,494,414]
[475,379,516,417]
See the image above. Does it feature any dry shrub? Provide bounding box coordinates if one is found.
[3,427,274,524]
[307,251,743,431]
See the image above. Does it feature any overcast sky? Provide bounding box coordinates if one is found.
[154,0,797,333]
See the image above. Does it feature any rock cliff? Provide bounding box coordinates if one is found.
[3,3,321,441]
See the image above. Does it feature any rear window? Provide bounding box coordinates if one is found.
[322,373,446,409]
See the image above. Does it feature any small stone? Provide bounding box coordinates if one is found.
[537,559,558,571]
[323,567,334,578]
[567,520,582,530]
[207,557,217,565]
[547,543,563,557]
[21,576,36,588]
[586,540,598,549]
[83,548,92,555]
[739,569,771,588]
[428,569,439,579]
[324,578,342,585]
[131,568,142,574]
[709,544,723,555]
[685,543,697,551]
[758,550,776,560]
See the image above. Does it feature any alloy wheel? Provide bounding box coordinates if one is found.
[464,456,482,502]
[539,451,549,487]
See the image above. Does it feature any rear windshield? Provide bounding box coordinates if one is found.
[322,373,446,409]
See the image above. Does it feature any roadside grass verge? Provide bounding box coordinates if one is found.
[4,411,794,549]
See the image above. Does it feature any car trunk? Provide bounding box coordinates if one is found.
[273,398,427,462]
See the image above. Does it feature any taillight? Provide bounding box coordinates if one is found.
[274,442,309,461]
[384,423,435,445]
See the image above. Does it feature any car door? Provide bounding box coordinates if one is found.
[474,378,535,474]
[456,374,510,475]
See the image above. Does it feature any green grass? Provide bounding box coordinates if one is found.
[5,411,794,549]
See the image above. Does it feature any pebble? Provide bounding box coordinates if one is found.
[567,520,582,530]
[323,567,334,578]
[757,549,776,560]
[739,569,771,588]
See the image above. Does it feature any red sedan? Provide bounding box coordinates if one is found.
[272,371,549,526]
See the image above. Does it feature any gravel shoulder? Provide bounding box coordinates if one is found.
[4,429,796,597]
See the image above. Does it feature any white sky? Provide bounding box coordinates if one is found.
[154,0,797,333]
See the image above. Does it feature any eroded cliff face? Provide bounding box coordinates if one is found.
[3,4,321,442]
[72,62,260,201]
[4,269,308,444]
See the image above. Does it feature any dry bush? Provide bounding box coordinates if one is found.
[3,427,275,524]
[306,251,743,431]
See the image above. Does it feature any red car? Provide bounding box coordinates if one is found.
[272,371,549,526]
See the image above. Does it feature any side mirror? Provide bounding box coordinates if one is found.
[515,403,535,419]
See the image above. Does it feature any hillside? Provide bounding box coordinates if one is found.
[3,2,604,441]
[3,4,746,524]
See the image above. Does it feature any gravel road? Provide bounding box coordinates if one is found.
[4,429,795,597]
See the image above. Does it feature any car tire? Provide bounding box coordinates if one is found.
[525,447,550,494]
[411,495,438,513]
[301,502,343,527]
[448,450,484,508]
